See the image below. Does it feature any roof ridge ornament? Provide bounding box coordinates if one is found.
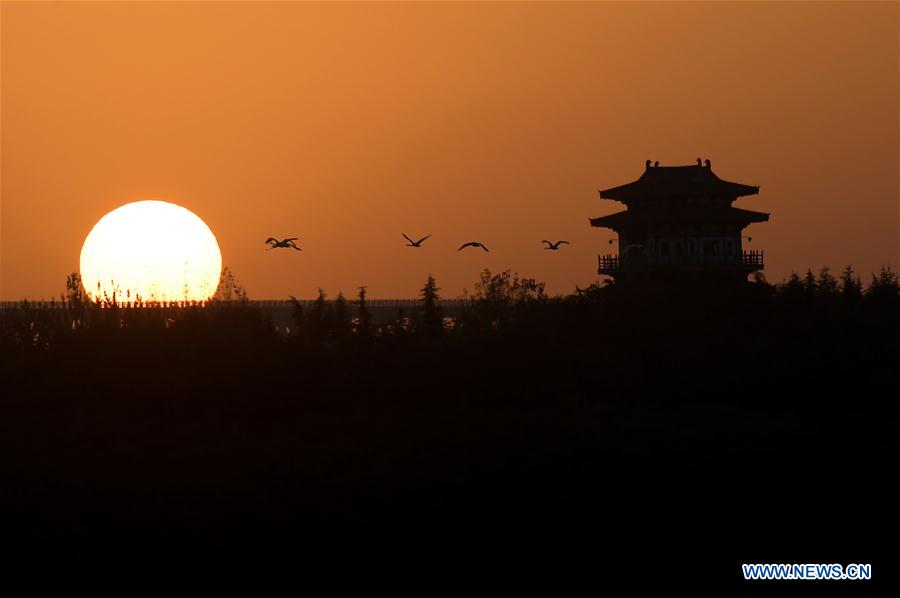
[705,159,711,169]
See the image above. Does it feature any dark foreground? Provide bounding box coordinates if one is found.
[2,272,897,589]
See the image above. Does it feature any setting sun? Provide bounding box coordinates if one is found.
[79,200,222,303]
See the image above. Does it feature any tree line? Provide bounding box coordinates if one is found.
[1,265,897,354]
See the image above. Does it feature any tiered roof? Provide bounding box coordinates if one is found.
[598,160,760,203]
[591,160,768,231]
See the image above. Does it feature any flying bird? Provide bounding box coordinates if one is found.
[542,240,570,251]
[266,237,302,251]
[403,233,432,248]
[458,242,489,252]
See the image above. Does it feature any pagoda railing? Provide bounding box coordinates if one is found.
[741,250,764,268]
[598,254,619,275]
[598,250,764,275]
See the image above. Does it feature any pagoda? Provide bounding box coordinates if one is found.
[591,159,768,284]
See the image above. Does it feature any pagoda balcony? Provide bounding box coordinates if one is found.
[598,250,764,275]
[598,254,620,275]
[742,250,764,268]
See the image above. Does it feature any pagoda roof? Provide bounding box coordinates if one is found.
[590,205,769,230]
[599,160,759,202]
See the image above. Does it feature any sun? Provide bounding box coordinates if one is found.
[80,200,222,303]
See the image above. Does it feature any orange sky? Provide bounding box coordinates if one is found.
[2,1,898,299]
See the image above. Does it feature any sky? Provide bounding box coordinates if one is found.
[2,1,898,300]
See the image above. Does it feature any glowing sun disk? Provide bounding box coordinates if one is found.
[79,200,222,303]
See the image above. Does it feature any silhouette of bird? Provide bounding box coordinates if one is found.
[458,242,489,252]
[402,233,431,248]
[542,240,570,250]
[697,158,702,166]
[265,237,301,251]
[654,161,659,167]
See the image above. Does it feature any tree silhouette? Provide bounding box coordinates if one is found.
[420,275,443,337]
[868,266,899,305]
[464,269,548,331]
[840,266,862,304]
[803,268,818,297]
[307,288,330,346]
[355,286,373,338]
[288,295,304,338]
[213,267,249,303]
[63,272,87,329]
[817,266,838,296]
[334,291,351,345]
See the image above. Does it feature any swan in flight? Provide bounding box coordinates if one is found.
[266,237,302,251]
[458,242,489,252]
[403,233,431,248]
[542,240,570,251]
